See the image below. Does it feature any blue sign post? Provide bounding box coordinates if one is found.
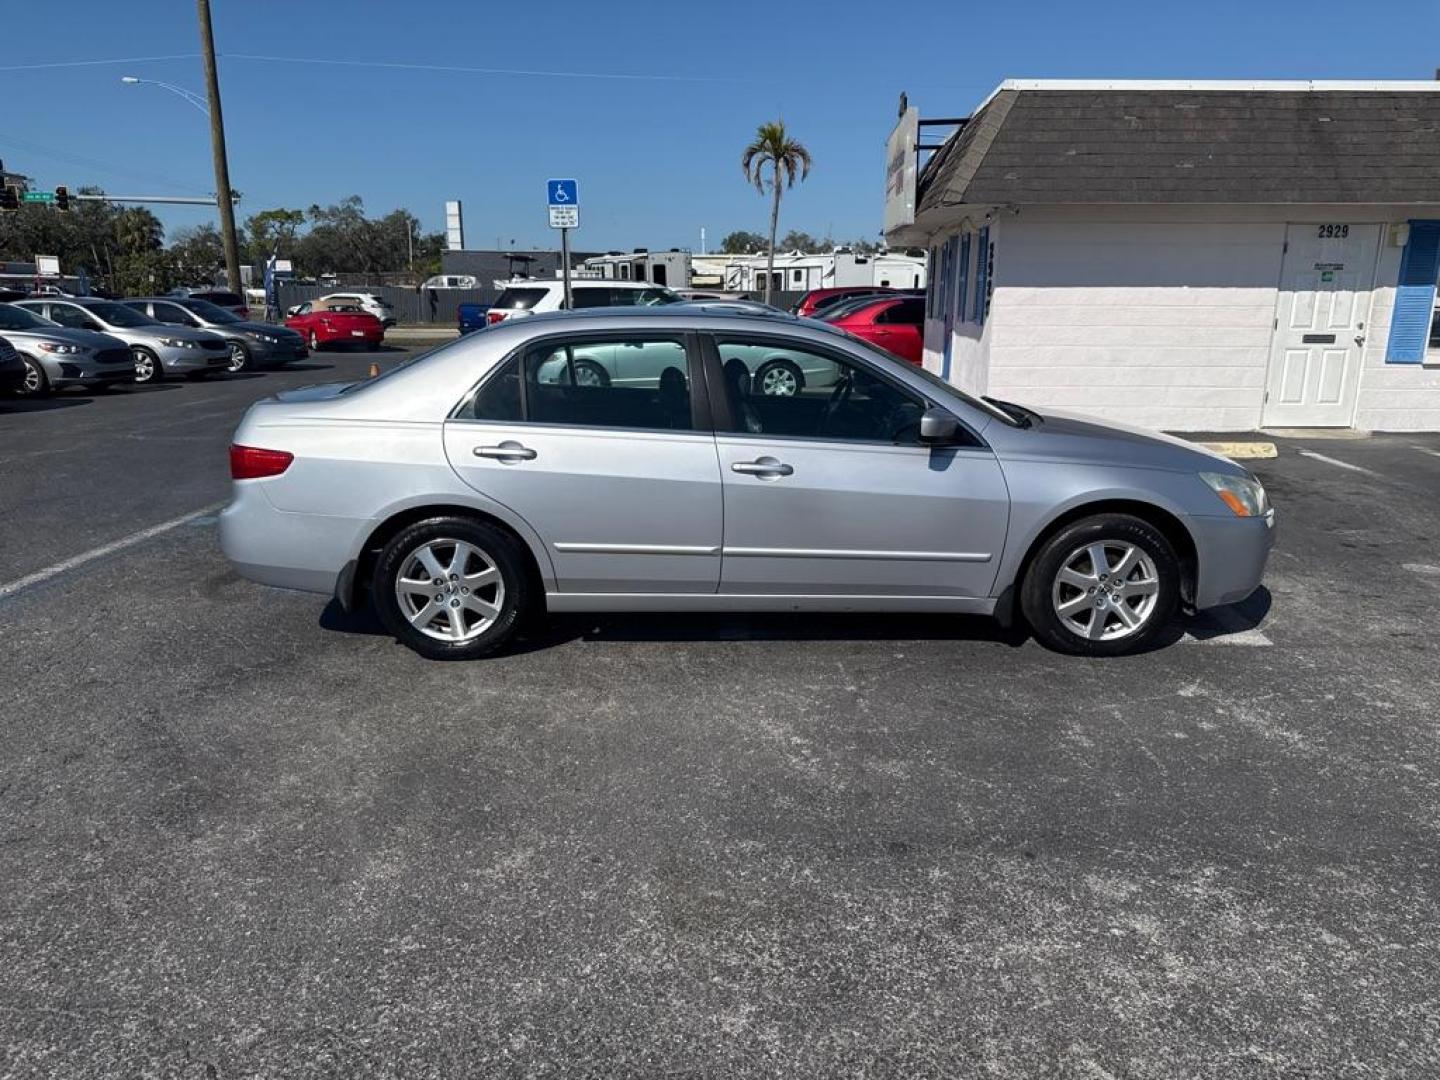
[547,179,580,308]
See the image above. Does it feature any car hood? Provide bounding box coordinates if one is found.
[0,326,127,350]
[998,406,1242,475]
[230,320,302,338]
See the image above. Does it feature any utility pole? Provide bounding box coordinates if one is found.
[196,0,242,293]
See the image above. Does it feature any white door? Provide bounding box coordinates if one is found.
[1263,223,1378,427]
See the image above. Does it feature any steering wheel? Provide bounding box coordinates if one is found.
[821,373,854,434]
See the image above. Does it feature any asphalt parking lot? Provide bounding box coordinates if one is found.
[2,357,1439,1077]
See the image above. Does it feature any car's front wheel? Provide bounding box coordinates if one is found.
[1020,513,1180,656]
[227,341,250,372]
[132,347,163,384]
[372,517,531,660]
[17,356,49,397]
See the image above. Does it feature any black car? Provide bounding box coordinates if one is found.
[0,334,28,395]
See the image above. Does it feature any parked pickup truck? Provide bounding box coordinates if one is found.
[457,302,489,335]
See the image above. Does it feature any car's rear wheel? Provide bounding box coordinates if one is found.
[372,517,530,660]
[755,358,803,397]
[1020,513,1179,656]
[17,356,49,397]
[132,347,162,384]
[227,341,250,372]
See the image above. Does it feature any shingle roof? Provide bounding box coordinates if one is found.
[916,85,1440,212]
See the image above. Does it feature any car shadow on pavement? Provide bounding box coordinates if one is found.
[277,363,338,372]
[0,396,94,413]
[112,383,183,395]
[319,589,1273,657]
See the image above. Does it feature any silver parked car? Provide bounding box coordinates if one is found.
[14,297,230,384]
[221,309,1274,660]
[125,297,307,372]
[0,302,136,395]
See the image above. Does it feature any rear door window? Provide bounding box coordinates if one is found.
[493,287,548,311]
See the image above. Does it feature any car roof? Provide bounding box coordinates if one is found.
[499,279,669,291]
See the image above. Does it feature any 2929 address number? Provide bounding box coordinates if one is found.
[1317,224,1350,239]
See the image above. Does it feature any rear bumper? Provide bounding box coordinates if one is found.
[1191,511,1276,609]
[219,481,369,597]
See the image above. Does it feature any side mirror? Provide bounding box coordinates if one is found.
[919,406,960,444]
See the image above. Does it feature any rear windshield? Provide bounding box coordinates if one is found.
[493,288,547,310]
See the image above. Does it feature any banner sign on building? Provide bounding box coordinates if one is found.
[883,106,920,235]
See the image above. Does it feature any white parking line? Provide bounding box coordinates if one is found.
[1411,445,1440,459]
[0,502,224,601]
[1296,449,1378,476]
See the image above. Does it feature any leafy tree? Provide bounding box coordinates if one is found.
[170,224,228,284]
[741,120,812,303]
[111,207,164,256]
[780,230,823,254]
[244,207,305,267]
[720,230,766,254]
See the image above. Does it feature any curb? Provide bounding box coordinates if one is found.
[1197,441,1278,460]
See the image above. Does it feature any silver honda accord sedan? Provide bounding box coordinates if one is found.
[220,308,1274,659]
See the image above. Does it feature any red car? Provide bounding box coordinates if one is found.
[284,302,384,351]
[791,285,898,318]
[826,295,925,365]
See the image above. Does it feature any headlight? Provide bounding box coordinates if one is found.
[250,332,279,344]
[158,337,200,349]
[37,341,86,354]
[1200,472,1269,518]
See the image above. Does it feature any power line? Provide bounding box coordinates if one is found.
[0,53,200,72]
[225,53,739,83]
[0,130,212,196]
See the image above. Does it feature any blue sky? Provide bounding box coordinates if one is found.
[2,0,1438,251]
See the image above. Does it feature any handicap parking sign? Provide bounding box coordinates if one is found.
[547,179,578,207]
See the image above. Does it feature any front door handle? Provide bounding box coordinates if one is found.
[1354,334,1366,346]
[731,457,793,478]
[474,441,537,462]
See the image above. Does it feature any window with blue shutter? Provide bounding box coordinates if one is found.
[1386,220,1440,364]
[971,226,990,324]
[956,233,971,325]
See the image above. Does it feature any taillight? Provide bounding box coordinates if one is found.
[230,444,294,480]
[486,310,506,324]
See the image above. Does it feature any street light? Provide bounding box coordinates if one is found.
[120,75,210,117]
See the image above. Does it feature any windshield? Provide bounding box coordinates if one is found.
[0,304,54,330]
[182,299,241,323]
[88,302,156,328]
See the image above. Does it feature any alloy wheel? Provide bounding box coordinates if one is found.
[132,349,156,382]
[1051,540,1160,642]
[393,538,505,643]
[760,365,798,397]
[228,342,247,372]
[22,361,43,394]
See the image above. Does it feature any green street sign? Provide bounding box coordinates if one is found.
[22,191,54,203]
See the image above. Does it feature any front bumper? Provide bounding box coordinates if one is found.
[219,480,368,596]
[1191,510,1276,609]
[245,337,309,364]
[39,350,135,387]
[158,345,230,373]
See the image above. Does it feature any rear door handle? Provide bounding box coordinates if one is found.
[474,441,537,462]
[731,457,793,478]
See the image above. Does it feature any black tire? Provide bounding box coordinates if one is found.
[1020,513,1180,657]
[17,355,49,397]
[755,358,803,397]
[132,347,163,384]
[309,330,322,352]
[364,341,379,352]
[572,358,610,387]
[227,340,250,373]
[372,516,531,660]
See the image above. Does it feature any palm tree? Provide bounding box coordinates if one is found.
[742,120,812,305]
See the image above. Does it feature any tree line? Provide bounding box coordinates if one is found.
[0,186,444,293]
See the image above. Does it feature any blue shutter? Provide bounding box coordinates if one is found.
[1386,221,1440,364]
[972,226,990,324]
[956,233,971,325]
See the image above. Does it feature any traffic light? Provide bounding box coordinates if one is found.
[54,185,69,212]
[0,184,19,214]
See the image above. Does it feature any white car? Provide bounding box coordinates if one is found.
[319,292,395,327]
[482,279,680,325]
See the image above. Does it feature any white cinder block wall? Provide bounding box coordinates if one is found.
[987,219,1285,431]
[1356,240,1440,431]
